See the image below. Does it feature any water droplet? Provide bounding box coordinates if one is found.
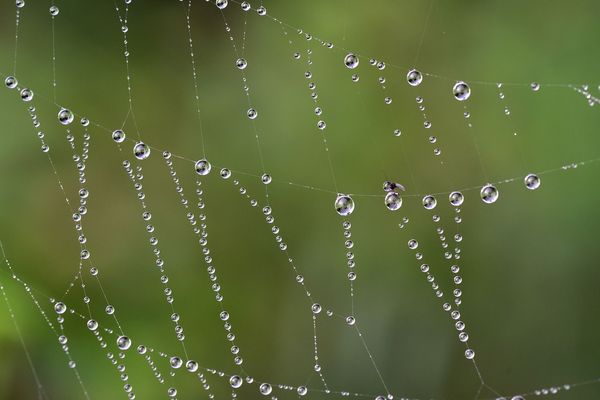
[58,108,74,125]
[20,88,33,102]
[49,5,59,15]
[247,108,258,119]
[449,191,464,206]
[133,142,150,160]
[236,58,247,69]
[407,69,423,86]
[334,194,355,216]
[241,1,250,11]
[422,195,437,210]
[87,319,98,331]
[112,129,126,143]
[195,159,211,175]
[465,348,475,359]
[453,81,471,101]
[408,239,418,250]
[170,357,182,369]
[117,336,131,350]
[257,6,266,15]
[345,315,356,325]
[524,173,540,190]
[384,192,402,211]
[230,375,243,388]
[215,0,228,9]
[4,76,17,89]
[531,82,540,92]
[297,386,308,396]
[311,303,322,314]
[167,388,177,398]
[261,173,272,184]
[480,184,498,204]
[16,0,25,8]
[220,168,231,179]
[344,53,359,69]
[54,302,67,314]
[259,383,272,395]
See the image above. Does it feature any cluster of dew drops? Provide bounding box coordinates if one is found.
[336,52,542,216]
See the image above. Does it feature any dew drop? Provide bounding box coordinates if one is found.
[531,82,540,92]
[117,336,132,351]
[54,302,67,314]
[524,173,540,190]
[453,81,471,101]
[465,348,475,359]
[261,173,272,184]
[49,5,59,15]
[297,386,308,396]
[236,58,247,70]
[407,69,423,86]
[58,108,74,125]
[4,76,17,89]
[480,184,499,204]
[259,383,272,395]
[344,53,359,69]
[215,0,228,9]
[220,168,231,179]
[195,159,211,175]
[247,108,258,119]
[449,191,464,207]
[422,195,437,210]
[230,375,243,388]
[408,239,418,250]
[133,142,150,160]
[112,129,126,143]
[20,88,33,102]
[334,194,355,216]
[384,192,402,211]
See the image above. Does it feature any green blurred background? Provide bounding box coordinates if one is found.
[0,0,599,398]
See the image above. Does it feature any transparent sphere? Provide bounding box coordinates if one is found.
[186,360,199,372]
[220,168,231,179]
[215,0,227,9]
[241,1,250,11]
[259,383,272,395]
[384,192,402,211]
[261,173,272,184]
[54,302,67,314]
[170,357,183,369]
[449,191,464,207]
[311,303,322,314]
[408,239,418,250]
[4,75,17,89]
[112,129,126,143]
[167,388,177,398]
[480,184,499,204]
[49,5,59,15]
[87,319,98,331]
[133,142,150,160]
[20,88,33,102]
[344,53,359,69]
[236,58,247,70]
[407,69,423,86]
[117,336,131,350]
[422,195,437,210]
[530,82,540,92]
[58,108,74,125]
[465,348,475,359]
[334,194,355,216]
[16,0,25,8]
[524,173,540,190]
[345,315,356,325]
[297,386,308,396]
[453,81,471,101]
[247,108,258,119]
[257,6,266,15]
[230,375,243,388]
[511,396,525,400]
[195,159,211,175]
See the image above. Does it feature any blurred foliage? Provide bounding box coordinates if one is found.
[0,0,600,399]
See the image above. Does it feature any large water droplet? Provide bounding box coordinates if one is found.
[384,192,402,211]
[117,336,131,350]
[259,383,272,395]
[407,69,423,86]
[58,108,74,125]
[449,191,464,206]
[230,375,243,388]
[524,173,540,190]
[453,81,471,101]
[335,194,355,216]
[215,0,228,9]
[195,159,211,175]
[344,53,359,69]
[422,195,437,210]
[133,142,150,160]
[480,184,498,204]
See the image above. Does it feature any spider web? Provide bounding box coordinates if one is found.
[0,0,599,399]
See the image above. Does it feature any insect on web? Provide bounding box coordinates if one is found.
[1,1,600,400]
